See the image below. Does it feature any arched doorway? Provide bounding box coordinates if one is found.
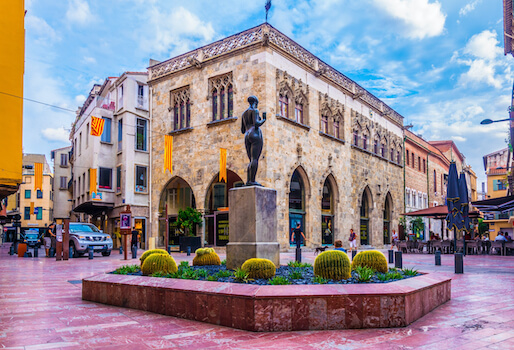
[383,193,392,245]
[204,170,244,246]
[158,177,196,247]
[289,168,308,246]
[321,177,335,245]
[360,186,372,245]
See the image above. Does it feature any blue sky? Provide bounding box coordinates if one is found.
[24,0,513,189]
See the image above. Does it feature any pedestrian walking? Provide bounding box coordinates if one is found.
[290,222,306,248]
[349,228,357,253]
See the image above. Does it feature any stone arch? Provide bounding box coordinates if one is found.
[319,172,340,204]
[285,164,311,198]
[203,169,244,214]
[359,185,373,245]
[383,192,393,245]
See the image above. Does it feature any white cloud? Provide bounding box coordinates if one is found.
[373,0,446,39]
[140,6,215,55]
[452,136,467,142]
[464,30,502,60]
[25,15,60,44]
[459,0,482,17]
[75,95,86,105]
[460,59,502,89]
[66,0,94,26]
[83,56,96,64]
[41,127,70,143]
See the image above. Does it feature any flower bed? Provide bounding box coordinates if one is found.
[83,266,451,331]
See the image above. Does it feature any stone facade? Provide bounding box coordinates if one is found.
[149,24,404,250]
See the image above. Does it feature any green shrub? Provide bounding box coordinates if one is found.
[241,258,276,279]
[313,275,328,284]
[113,264,140,275]
[192,248,221,266]
[140,249,169,265]
[269,276,291,285]
[388,271,403,280]
[288,269,303,280]
[207,275,218,281]
[215,270,232,278]
[351,250,388,273]
[178,260,190,269]
[195,269,209,278]
[313,250,351,280]
[354,265,374,282]
[141,253,178,276]
[377,273,389,282]
[233,268,252,283]
[221,259,227,265]
[287,261,312,268]
[402,268,418,277]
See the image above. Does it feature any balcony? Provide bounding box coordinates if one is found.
[96,97,115,111]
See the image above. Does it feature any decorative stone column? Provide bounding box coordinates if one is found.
[226,186,280,269]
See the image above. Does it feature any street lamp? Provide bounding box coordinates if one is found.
[480,118,512,125]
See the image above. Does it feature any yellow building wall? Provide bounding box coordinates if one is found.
[484,173,510,240]
[487,174,508,199]
[0,0,24,199]
[18,174,53,228]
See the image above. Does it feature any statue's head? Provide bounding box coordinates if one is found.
[248,95,259,107]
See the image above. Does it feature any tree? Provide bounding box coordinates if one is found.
[176,207,203,236]
[409,217,424,240]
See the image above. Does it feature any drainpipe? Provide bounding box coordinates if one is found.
[148,85,153,250]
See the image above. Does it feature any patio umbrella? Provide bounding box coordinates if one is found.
[446,162,463,251]
[459,172,471,233]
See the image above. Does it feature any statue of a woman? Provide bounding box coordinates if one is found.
[241,95,266,186]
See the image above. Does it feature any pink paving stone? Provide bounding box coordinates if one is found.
[1,245,514,349]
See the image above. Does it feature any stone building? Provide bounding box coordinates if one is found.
[148,24,404,250]
[70,72,150,248]
[51,146,73,222]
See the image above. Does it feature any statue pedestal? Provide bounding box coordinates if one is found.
[226,186,280,269]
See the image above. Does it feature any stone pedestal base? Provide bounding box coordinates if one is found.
[226,186,280,269]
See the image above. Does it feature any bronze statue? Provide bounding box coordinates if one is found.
[241,95,266,186]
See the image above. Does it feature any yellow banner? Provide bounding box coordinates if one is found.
[34,162,43,190]
[89,168,97,194]
[164,135,173,174]
[30,202,34,215]
[91,116,105,136]
[219,148,227,182]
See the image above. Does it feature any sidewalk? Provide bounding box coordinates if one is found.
[0,245,513,349]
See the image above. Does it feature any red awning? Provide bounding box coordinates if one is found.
[403,205,481,219]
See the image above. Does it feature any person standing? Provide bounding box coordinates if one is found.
[131,227,139,252]
[290,222,306,248]
[45,222,56,257]
[391,229,399,250]
[349,228,357,253]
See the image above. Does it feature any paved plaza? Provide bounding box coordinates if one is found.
[0,245,513,350]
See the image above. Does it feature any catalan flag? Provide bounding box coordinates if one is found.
[34,162,43,190]
[90,116,105,137]
[89,168,97,194]
[164,135,173,174]
[219,148,227,182]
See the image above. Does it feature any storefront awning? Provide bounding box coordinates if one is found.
[73,201,114,215]
[472,195,514,213]
[403,205,481,219]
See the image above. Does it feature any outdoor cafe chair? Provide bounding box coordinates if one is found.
[441,240,452,254]
[490,241,505,256]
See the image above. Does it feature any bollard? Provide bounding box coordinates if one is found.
[132,245,137,259]
[34,246,38,258]
[455,253,464,274]
[167,245,171,254]
[119,246,123,254]
[295,247,302,262]
[23,251,29,258]
[394,251,403,269]
[352,250,357,260]
[187,246,191,256]
[9,245,14,255]
[69,245,73,259]
[88,246,94,260]
[49,247,55,257]
[435,251,441,265]
[388,250,394,263]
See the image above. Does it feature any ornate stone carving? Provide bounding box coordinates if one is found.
[276,69,309,124]
[319,92,344,139]
[148,24,404,126]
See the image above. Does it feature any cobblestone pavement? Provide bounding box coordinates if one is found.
[0,244,513,349]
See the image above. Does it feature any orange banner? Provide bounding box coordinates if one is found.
[30,202,34,215]
[164,135,173,174]
[219,148,227,182]
[91,116,105,136]
[89,168,97,194]
[34,162,43,190]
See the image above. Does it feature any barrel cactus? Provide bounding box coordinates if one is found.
[141,253,178,276]
[139,249,169,265]
[193,248,221,266]
[313,250,351,280]
[351,250,388,273]
[241,258,276,279]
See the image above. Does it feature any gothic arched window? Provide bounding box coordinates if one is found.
[279,94,289,118]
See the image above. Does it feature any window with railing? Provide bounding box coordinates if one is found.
[137,84,148,110]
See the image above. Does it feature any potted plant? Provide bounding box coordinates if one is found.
[176,207,203,253]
